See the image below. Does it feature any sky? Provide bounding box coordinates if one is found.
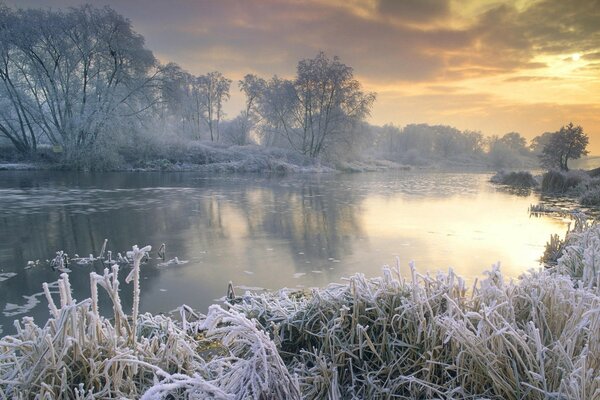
[8,0,600,152]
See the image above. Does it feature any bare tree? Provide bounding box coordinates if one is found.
[195,71,231,142]
[257,52,375,158]
[231,74,265,145]
[158,62,196,135]
[0,5,158,157]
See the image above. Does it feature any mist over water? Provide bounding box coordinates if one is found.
[0,170,569,333]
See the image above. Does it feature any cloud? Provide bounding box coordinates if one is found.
[425,85,464,93]
[504,76,564,82]
[376,0,451,23]
[9,0,598,84]
[584,52,600,60]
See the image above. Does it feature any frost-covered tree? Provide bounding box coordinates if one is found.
[255,76,295,148]
[498,132,528,155]
[371,123,486,165]
[0,5,158,157]
[257,52,375,158]
[158,62,196,135]
[233,74,266,145]
[195,71,231,142]
[529,131,554,155]
[539,123,588,171]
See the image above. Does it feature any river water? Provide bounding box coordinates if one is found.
[0,170,571,334]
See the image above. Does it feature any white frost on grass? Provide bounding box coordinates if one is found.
[2,226,600,399]
[555,220,600,288]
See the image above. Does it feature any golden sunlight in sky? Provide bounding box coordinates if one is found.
[10,0,600,153]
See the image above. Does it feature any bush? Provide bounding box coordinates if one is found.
[490,170,538,188]
[540,170,587,194]
[59,142,126,171]
[401,148,429,166]
[580,187,600,206]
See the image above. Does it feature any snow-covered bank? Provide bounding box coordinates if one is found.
[0,142,414,174]
[1,223,599,399]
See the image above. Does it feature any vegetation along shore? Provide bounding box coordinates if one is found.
[1,216,599,399]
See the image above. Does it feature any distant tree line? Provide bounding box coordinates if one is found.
[368,124,536,168]
[366,123,590,170]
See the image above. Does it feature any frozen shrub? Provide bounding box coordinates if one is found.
[490,170,538,188]
[580,187,600,206]
[541,169,587,194]
[2,232,600,399]
[228,261,600,399]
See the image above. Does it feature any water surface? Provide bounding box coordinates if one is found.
[0,170,570,334]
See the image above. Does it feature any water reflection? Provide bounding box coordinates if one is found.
[0,170,572,333]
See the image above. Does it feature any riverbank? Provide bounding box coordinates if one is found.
[1,142,415,174]
[0,138,545,174]
[490,168,600,214]
[1,218,599,399]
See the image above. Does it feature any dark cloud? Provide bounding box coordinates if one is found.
[584,52,600,60]
[520,0,600,53]
[471,0,600,66]
[376,0,451,22]
[6,0,600,82]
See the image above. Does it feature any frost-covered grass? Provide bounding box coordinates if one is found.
[126,141,332,174]
[537,169,600,209]
[580,187,600,206]
[2,224,600,398]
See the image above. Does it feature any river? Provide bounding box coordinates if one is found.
[0,170,571,334]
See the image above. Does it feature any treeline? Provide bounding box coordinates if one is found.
[0,4,376,169]
[0,4,582,171]
[367,124,546,169]
[160,52,375,158]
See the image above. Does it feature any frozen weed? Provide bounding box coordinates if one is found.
[2,227,600,399]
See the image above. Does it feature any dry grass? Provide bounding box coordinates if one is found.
[2,223,600,399]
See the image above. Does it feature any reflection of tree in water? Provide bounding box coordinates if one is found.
[493,186,533,197]
[0,171,367,331]
[169,176,367,268]
[173,176,366,269]
[235,180,364,262]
